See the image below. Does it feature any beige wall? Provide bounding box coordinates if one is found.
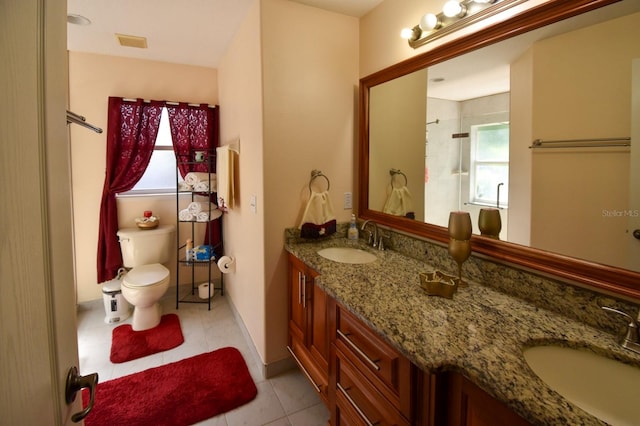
[369,69,427,220]
[359,0,550,77]
[218,0,266,366]
[68,52,218,302]
[217,0,358,369]
[530,12,640,268]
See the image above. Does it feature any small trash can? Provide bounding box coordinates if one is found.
[102,269,130,324]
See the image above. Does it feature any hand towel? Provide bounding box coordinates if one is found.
[383,186,414,217]
[299,191,337,238]
[216,146,235,210]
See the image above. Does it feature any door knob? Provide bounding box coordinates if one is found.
[633,229,640,240]
[65,366,98,422]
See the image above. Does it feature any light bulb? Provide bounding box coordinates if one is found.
[443,0,467,18]
[419,13,440,31]
[400,27,418,40]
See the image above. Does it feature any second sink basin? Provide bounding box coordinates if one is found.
[523,345,640,425]
[317,247,377,264]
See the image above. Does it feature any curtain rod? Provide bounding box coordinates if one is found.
[121,98,217,108]
[66,110,103,133]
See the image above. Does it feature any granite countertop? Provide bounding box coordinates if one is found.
[285,237,640,425]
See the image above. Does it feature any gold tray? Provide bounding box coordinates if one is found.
[419,270,458,299]
[136,220,159,229]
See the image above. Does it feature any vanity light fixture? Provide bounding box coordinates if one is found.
[401,0,528,49]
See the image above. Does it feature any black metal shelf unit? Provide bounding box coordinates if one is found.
[175,152,223,310]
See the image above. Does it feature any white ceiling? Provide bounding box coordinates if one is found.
[66,0,383,68]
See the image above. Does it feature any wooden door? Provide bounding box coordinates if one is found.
[1,1,83,423]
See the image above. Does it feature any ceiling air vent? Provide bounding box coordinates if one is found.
[115,33,148,49]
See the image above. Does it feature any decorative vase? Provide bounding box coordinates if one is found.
[478,208,502,239]
[448,211,472,286]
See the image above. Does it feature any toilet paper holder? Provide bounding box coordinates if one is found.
[217,256,235,273]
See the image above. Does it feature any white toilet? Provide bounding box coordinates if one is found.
[117,224,175,331]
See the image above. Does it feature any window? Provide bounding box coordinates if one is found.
[469,122,509,207]
[125,108,183,194]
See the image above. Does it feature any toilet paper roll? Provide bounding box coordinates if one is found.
[198,283,213,299]
[217,256,235,274]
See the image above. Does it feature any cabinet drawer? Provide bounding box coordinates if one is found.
[335,346,410,426]
[335,306,412,416]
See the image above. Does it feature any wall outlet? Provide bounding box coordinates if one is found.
[250,194,257,213]
[344,192,352,209]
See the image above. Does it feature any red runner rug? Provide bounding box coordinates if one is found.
[84,347,258,426]
[110,313,184,363]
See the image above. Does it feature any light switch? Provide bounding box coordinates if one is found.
[250,194,257,213]
[344,192,352,209]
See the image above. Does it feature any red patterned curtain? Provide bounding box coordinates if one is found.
[97,97,164,283]
[166,104,221,252]
[166,103,219,177]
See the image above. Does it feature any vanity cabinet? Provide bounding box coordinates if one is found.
[331,303,415,424]
[287,252,529,425]
[287,253,329,404]
[446,372,530,426]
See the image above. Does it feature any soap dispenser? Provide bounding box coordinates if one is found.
[348,214,359,241]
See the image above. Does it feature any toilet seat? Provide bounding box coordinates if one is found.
[122,263,169,288]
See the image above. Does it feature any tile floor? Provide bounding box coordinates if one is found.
[77,291,330,425]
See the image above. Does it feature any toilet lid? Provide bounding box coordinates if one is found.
[123,263,169,287]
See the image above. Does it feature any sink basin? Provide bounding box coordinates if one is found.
[317,247,377,264]
[523,345,640,425]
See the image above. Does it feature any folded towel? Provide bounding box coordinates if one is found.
[383,186,414,217]
[179,209,194,221]
[216,146,235,210]
[184,172,213,187]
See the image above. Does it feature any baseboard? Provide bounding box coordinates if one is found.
[224,293,297,379]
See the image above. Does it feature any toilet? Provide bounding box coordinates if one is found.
[117,224,175,331]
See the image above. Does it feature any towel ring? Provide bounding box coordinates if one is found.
[309,169,330,192]
[389,169,407,188]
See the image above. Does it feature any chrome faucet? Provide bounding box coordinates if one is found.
[360,220,378,248]
[601,306,640,355]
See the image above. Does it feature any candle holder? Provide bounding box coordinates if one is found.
[478,208,502,239]
[448,211,472,286]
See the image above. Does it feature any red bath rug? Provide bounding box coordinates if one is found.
[110,313,184,363]
[84,347,258,426]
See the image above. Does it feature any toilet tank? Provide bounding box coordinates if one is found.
[117,224,175,268]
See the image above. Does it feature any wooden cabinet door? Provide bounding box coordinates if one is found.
[310,281,329,369]
[288,254,309,344]
[447,373,531,426]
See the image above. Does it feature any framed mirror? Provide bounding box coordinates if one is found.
[359,0,640,298]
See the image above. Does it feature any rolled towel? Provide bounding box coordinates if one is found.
[178,181,192,191]
[188,201,218,216]
[196,209,222,222]
[184,172,213,187]
[193,177,217,192]
[179,209,194,221]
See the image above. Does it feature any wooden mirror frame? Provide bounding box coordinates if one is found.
[358,0,640,300]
